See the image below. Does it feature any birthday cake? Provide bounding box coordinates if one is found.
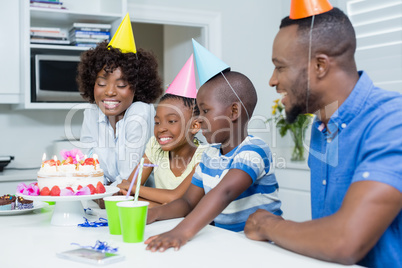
[36,150,106,196]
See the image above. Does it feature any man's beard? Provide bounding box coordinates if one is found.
[285,103,304,124]
[284,73,319,124]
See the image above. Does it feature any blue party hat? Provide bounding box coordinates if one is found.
[192,39,230,86]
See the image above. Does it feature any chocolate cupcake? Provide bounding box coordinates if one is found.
[0,195,16,210]
[17,196,33,210]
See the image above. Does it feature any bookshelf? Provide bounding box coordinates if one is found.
[16,0,127,109]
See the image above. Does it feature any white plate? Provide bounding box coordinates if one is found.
[0,201,48,216]
[16,186,119,202]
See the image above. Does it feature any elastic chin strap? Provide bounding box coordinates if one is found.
[307,15,315,114]
[220,72,250,121]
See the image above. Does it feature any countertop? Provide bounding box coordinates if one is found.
[0,168,37,182]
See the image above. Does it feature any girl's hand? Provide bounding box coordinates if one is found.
[117,179,135,195]
[144,228,190,252]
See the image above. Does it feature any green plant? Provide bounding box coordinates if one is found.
[269,99,312,161]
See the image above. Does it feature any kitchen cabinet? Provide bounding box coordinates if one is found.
[275,164,312,222]
[15,0,127,109]
[0,1,21,104]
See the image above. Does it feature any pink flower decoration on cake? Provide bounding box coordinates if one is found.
[60,149,84,164]
[16,183,27,194]
[60,188,75,196]
[16,182,39,196]
[75,187,91,196]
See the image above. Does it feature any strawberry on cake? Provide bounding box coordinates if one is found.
[36,150,106,196]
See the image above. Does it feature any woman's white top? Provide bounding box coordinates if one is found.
[80,102,155,185]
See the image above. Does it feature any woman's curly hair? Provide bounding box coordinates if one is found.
[77,40,163,104]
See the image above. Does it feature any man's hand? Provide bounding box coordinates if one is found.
[244,209,284,241]
[144,228,191,252]
[244,181,402,265]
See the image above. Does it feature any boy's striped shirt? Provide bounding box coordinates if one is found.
[192,135,282,232]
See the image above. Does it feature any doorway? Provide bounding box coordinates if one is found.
[132,22,203,88]
[128,3,221,89]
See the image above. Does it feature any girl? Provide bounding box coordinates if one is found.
[117,93,206,208]
[77,39,163,186]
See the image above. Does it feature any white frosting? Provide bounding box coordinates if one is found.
[37,164,104,192]
[38,164,101,175]
[40,164,57,173]
[77,164,101,173]
[58,164,76,173]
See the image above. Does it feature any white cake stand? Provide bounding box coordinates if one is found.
[16,186,119,226]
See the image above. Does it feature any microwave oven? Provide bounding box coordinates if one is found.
[31,54,85,102]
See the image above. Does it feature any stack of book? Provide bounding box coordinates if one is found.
[30,27,70,45]
[69,23,111,48]
[30,0,66,10]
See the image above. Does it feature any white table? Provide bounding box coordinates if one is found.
[0,205,357,268]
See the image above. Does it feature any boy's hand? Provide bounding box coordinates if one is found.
[146,208,158,224]
[144,229,190,252]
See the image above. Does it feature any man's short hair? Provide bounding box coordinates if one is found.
[280,7,356,63]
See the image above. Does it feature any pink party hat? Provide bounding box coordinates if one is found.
[192,39,230,86]
[165,54,197,99]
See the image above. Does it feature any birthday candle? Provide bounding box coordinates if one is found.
[54,155,58,171]
[41,153,46,167]
[93,154,98,170]
[76,155,80,171]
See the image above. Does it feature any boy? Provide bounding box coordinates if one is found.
[145,71,282,252]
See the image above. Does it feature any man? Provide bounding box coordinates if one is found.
[244,6,402,267]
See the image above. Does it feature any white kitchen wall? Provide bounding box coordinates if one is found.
[0,105,83,168]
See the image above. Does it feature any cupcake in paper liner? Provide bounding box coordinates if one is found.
[17,196,33,210]
[0,195,16,210]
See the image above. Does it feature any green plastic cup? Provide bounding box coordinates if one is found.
[117,201,149,243]
[104,196,134,235]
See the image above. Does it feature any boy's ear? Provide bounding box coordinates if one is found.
[190,118,201,134]
[230,102,240,121]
